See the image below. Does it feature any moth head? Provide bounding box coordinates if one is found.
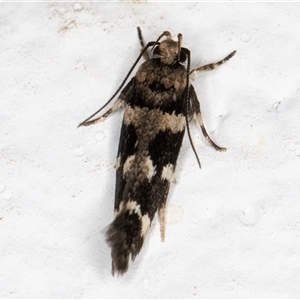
[152,32,187,65]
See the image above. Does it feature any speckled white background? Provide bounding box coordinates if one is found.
[1,2,300,298]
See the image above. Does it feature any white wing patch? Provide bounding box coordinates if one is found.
[126,200,151,237]
[161,163,176,183]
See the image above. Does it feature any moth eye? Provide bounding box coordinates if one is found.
[179,51,187,63]
[153,46,160,56]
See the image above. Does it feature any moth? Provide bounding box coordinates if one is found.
[79,27,236,275]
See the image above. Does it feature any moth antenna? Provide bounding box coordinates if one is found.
[184,49,202,168]
[78,41,156,127]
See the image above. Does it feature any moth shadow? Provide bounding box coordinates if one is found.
[83,193,113,278]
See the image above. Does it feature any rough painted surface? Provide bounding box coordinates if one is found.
[1,2,300,298]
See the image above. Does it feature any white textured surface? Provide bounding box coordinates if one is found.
[1,2,300,298]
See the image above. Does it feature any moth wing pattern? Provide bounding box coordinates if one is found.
[79,27,236,276]
[106,58,188,275]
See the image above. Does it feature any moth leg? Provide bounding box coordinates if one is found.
[158,179,174,242]
[158,205,166,242]
[190,85,226,151]
[189,50,236,79]
[79,78,135,127]
[80,99,124,127]
[137,27,150,61]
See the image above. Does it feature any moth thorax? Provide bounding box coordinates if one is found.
[159,40,180,65]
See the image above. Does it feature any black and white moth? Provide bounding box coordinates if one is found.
[79,27,236,276]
